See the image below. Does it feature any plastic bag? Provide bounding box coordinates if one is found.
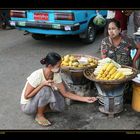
[93,13,106,27]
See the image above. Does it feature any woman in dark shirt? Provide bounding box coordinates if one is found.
[101,18,140,68]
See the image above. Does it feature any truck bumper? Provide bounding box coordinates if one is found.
[9,20,81,31]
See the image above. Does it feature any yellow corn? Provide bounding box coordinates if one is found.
[102,74,106,78]
[106,63,115,72]
[108,77,113,80]
[118,74,126,80]
[110,71,118,79]
[114,72,122,80]
[96,74,102,79]
[109,67,117,75]
[99,77,104,80]
[103,77,108,80]
[102,63,110,71]
[106,75,110,79]
[98,69,104,75]
[104,70,109,76]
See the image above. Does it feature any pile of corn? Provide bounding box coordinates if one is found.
[95,62,126,80]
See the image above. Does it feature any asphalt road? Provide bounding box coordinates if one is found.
[0,14,140,130]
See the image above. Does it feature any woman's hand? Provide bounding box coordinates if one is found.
[83,97,97,103]
[42,80,54,86]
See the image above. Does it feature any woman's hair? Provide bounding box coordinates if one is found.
[107,18,121,29]
[40,52,61,66]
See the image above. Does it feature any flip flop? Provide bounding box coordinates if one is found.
[35,117,51,127]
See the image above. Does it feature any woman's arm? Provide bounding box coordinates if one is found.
[100,40,108,59]
[24,80,53,99]
[132,43,140,68]
[56,82,97,103]
[132,48,140,68]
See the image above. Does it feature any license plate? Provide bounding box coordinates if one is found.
[52,24,61,29]
[34,13,48,20]
[10,21,15,26]
[64,25,71,31]
[18,21,26,26]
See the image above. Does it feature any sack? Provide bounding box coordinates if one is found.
[93,13,106,27]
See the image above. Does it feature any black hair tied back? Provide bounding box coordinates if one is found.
[40,52,61,66]
[40,57,46,65]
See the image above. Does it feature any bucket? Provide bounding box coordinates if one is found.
[132,82,140,112]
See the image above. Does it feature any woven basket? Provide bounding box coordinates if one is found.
[83,65,138,85]
[61,54,100,71]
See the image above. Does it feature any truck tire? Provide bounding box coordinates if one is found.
[32,34,46,40]
[80,23,96,44]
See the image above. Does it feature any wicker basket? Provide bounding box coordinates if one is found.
[83,65,138,90]
[61,54,100,71]
[61,54,100,85]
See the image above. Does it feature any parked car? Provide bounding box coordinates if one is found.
[10,10,107,44]
[0,10,11,29]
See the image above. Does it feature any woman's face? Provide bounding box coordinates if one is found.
[51,60,61,73]
[108,22,121,39]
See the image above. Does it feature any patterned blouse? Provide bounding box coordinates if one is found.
[101,35,137,66]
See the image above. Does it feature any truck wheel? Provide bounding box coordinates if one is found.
[32,34,46,40]
[80,23,96,44]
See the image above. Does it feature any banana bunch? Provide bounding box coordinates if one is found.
[95,62,126,80]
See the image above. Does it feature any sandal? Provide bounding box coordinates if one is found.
[35,116,51,127]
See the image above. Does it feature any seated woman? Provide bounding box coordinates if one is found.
[20,52,97,127]
[100,18,140,103]
[101,18,140,68]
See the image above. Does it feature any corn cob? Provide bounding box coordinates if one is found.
[102,63,110,71]
[108,67,117,75]
[110,71,118,79]
[106,63,115,72]
[96,74,102,79]
[104,70,109,76]
[108,77,113,80]
[103,77,108,80]
[106,74,111,79]
[118,74,126,79]
[114,72,123,80]
[98,69,104,75]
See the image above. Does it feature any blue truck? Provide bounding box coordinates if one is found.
[10,10,107,44]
